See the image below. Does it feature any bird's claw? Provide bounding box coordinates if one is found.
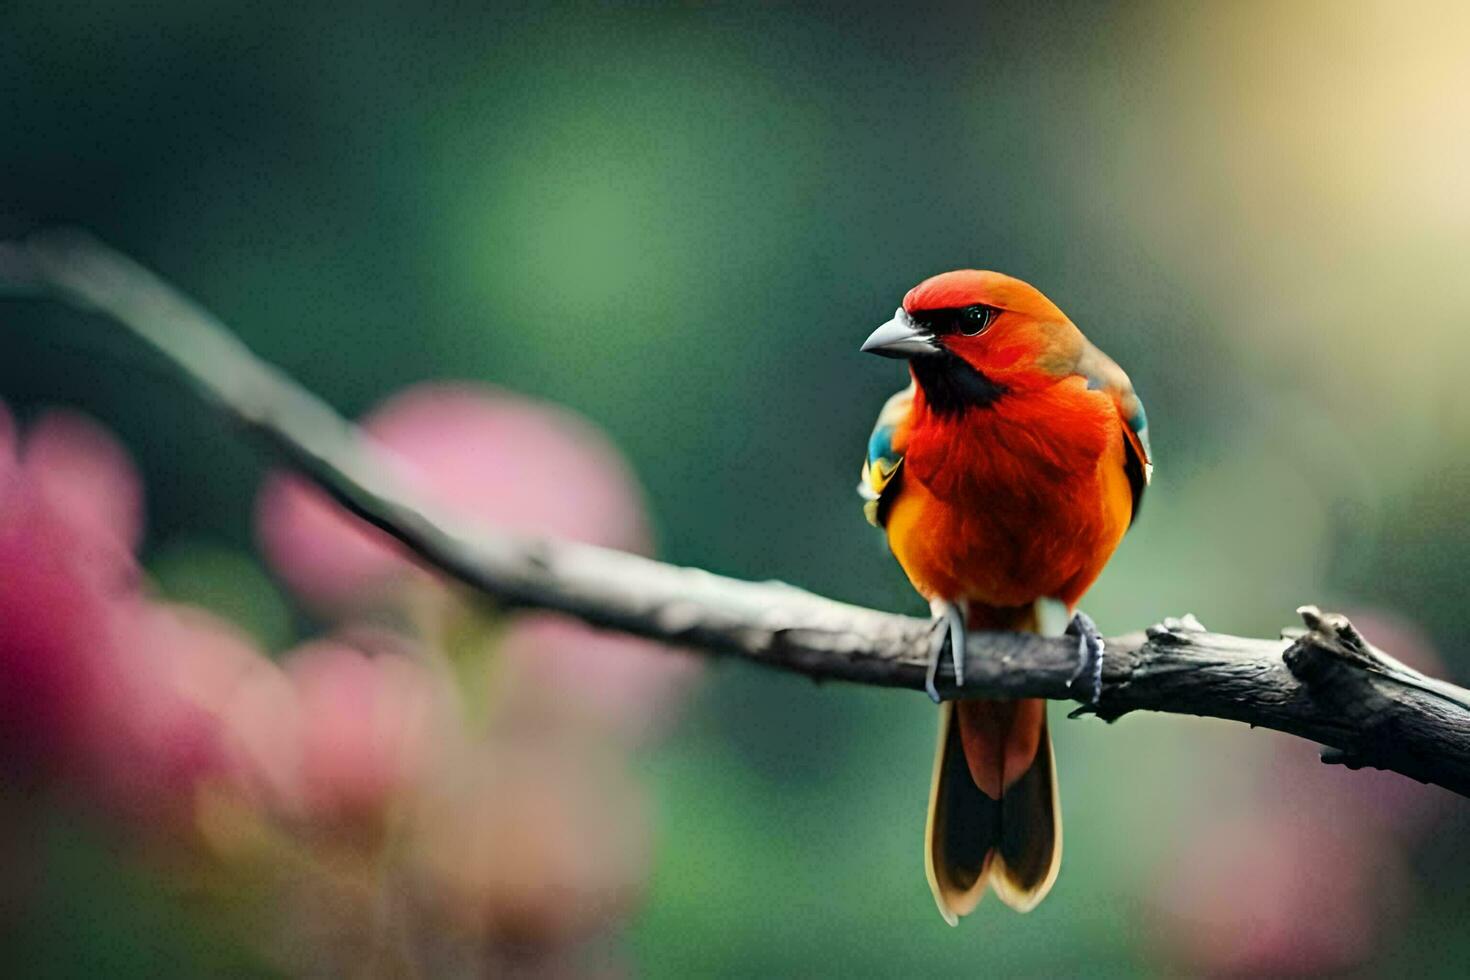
[925,622,945,703]
[1065,610,1105,705]
[925,600,967,703]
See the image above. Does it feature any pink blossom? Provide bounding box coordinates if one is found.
[278,639,441,828]
[255,383,698,735]
[81,603,260,824]
[212,653,302,816]
[0,404,139,782]
[410,735,650,946]
[0,402,266,826]
[496,614,698,740]
[0,391,672,967]
[256,383,650,612]
[0,475,113,781]
[1153,815,1405,976]
[21,409,145,553]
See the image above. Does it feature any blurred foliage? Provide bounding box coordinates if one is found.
[4,1,1470,976]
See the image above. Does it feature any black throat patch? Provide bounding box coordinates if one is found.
[910,351,1008,415]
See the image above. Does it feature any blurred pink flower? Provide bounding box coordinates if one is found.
[1154,815,1405,976]
[256,383,650,612]
[281,639,441,829]
[0,392,676,970]
[0,404,140,782]
[0,402,271,827]
[82,603,263,825]
[411,736,650,948]
[0,481,111,781]
[255,382,698,736]
[497,615,698,740]
[22,408,145,553]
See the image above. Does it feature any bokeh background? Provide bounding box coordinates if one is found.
[4,1,1470,976]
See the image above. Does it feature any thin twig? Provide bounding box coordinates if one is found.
[4,229,1470,796]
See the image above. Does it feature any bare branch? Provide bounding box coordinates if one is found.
[6,229,1470,797]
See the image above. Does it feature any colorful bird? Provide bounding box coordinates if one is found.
[859,270,1151,922]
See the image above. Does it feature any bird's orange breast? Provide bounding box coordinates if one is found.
[885,376,1132,623]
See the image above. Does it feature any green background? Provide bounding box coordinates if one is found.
[4,1,1470,975]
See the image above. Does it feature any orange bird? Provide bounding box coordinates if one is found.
[859,270,1151,922]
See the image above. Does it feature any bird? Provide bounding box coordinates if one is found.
[858,269,1151,923]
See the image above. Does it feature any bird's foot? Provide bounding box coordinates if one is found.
[925,598,968,703]
[1065,610,1105,706]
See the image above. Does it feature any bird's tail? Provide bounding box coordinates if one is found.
[924,693,1061,922]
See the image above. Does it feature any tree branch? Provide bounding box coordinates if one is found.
[4,229,1470,796]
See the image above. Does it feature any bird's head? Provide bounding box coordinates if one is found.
[861,270,1083,408]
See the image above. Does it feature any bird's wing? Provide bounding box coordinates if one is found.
[1077,341,1153,520]
[859,383,914,528]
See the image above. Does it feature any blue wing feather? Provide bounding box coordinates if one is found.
[859,384,914,527]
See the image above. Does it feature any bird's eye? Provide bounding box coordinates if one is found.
[958,305,997,337]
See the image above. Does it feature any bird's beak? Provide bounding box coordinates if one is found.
[861,308,939,358]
